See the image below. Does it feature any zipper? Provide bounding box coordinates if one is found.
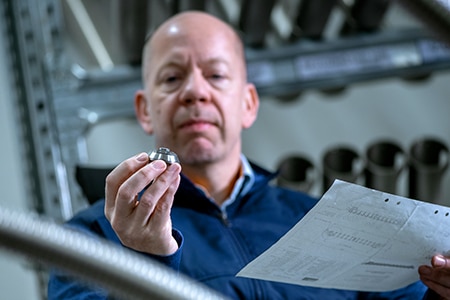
[218,210,231,227]
[217,208,267,299]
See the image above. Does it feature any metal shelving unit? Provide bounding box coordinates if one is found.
[1,0,449,221]
[2,0,68,218]
[3,0,450,221]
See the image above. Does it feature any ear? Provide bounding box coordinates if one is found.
[134,90,154,135]
[241,83,259,129]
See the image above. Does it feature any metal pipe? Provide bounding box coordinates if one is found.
[364,140,405,194]
[397,0,450,45]
[0,207,228,300]
[322,146,362,193]
[408,137,449,204]
[277,155,316,193]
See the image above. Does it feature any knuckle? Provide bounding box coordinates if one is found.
[139,165,156,180]
[105,172,115,186]
[156,199,172,213]
[138,197,157,211]
[116,184,135,200]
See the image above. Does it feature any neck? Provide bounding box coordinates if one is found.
[182,155,242,206]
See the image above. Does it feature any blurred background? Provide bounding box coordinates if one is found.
[1,0,449,298]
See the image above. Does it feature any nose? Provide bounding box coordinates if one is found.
[179,68,210,104]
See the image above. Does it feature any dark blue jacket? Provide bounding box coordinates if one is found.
[48,162,433,299]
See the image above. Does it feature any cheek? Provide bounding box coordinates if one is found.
[151,93,171,118]
[152,108,168,129]
[151,99,177,131]
[222,104,244,133]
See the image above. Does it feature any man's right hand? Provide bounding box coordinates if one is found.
[104,152,181,256]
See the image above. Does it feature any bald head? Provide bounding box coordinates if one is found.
[141,11,246,85]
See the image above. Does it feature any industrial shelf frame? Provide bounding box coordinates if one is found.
[2,0,450,223]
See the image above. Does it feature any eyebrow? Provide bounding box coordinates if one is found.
[160,55,231,69]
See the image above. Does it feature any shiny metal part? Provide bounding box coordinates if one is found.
[148,147,180,164]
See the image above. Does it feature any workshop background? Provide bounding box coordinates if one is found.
[0,0,449,299]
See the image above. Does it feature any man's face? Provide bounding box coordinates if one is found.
[137,14,258,165]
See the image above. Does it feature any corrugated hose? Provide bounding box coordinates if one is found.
[0,207,228,300]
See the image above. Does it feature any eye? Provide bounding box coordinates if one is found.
[210,74,224,80]
[208,72,229,85]
[165,75,179,83]
[206,71,229,89]
[158,70,183,92]
[157,67,183,86]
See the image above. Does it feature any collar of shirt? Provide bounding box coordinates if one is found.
[219,154,255,212]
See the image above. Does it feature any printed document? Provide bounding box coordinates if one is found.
[237,180,450,292]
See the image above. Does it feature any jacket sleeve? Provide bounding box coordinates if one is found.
[422,289,442,299]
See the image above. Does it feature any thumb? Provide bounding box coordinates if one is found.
[432,255,450,269]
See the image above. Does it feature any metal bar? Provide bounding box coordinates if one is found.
[341,0,391,34]
[110,0,149,65]
[397,0,450,46]
[65,0,114,70]
[239,0,276,47]
[294,0,338,39]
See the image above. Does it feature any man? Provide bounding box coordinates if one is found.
[48,11,450,299]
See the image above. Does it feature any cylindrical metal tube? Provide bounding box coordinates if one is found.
[408,137,449,204]
[277,155,315,193]
[364,140,405,194]
[322,146,361,193]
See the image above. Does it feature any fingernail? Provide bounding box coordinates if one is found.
[434,255,446,267]
[136,152,148,162]
[151,160,166,170]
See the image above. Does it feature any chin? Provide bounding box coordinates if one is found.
[180,143,219,165]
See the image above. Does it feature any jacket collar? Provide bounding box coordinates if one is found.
[173,160,277,215]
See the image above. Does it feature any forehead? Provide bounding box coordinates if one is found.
[161,43,233,71]
[152,25,239,61]
[144,15,244,69]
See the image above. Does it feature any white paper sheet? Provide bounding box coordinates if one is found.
[237,179,450,292]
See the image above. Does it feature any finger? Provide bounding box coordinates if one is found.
[420,261,450,298]
[114,160,168,221]
[105,152,149,218]
[432,255,450,269]
[420,276,450,299]
[144,172,181,254]
[134,163,181,225]
[152,164,181,222]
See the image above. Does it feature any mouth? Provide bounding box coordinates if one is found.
[179,119,216,132]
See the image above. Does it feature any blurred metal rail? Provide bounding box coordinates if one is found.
[0,207,228,300]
